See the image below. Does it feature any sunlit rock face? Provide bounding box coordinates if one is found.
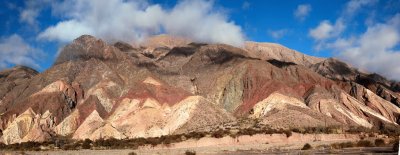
[0,35,399,143]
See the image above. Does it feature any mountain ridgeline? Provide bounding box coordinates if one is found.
[0,35,399,144]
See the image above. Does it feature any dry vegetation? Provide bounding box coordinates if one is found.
[329,138,399,152]
[301,143,312,150]
[0,123,399,151]
[393,138,399,152]
[185,150,196,155]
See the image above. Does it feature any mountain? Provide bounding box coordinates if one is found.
[0,35,399,144]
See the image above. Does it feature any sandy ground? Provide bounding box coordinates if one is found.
[1,147,397,155]
[0,133,398,155]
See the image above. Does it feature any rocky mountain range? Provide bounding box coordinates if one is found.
[0,35,399,144]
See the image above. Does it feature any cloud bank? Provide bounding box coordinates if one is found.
[333,14,400,80]
[38,0,245,46]
[309,0,400,80]
[0,34,45,70]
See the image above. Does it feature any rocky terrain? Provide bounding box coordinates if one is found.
[0,35,399,145]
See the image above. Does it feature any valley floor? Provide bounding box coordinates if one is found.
[1,133,398,154]
[1,147,397,155]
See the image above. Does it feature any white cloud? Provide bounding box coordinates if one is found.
[242,1,250,10]
[309,0,376,42]
[344,0,377,18]
[39,0,164,43]
[268,29,288,39]
[38,0,245,46]
[39,20,94,42]
[294,4,311,21]
[19,0,52,26]
[0,34,45,70]
[309,19,345,41]
[20,9,40,26]
[309,0,400,80]
[329,14,400,80]
[163,0,244,46]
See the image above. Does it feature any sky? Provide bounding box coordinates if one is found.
[0,0,400,80]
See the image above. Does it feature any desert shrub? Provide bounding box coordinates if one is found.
[393,140,399,152]
[330,142,354,149]
[61,142,80,150]
[356,140,374,147]
[82,139,92,149]
[339,142,354,148]
[0,141,44,151]
[263,127,277,135]
[238,128,258,136]
[186,132,206,139]
[326,126,342,134]
[130,137,147,146]
[301,143,312,150]
[19,141,42,150]
[380,124,400,137]
[93,138,128,148]
[128,152,137,155]
[299,126,341,134]
[302,127,321,134]
[284,130,292,137]
[347,126,369,134]
[0,142,6,149]
[291,128,301,133]
[212,129,227,138]
[185,150,196,155]
[160,135,182,145]
[374,138,385,147]
[146,137,162,147]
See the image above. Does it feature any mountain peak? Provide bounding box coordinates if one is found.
[140,34,192,48]
[54,35,127,65]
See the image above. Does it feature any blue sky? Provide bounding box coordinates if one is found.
[1,0,400,79]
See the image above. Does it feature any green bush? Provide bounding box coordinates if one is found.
[301,143,312,150]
